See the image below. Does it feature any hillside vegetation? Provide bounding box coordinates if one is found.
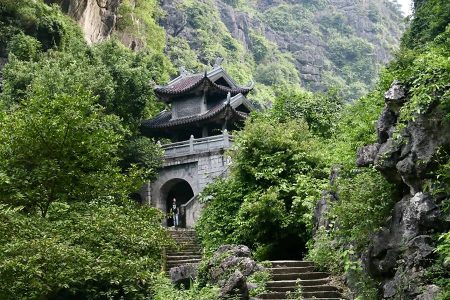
[196,0,450,298]
[160,0,405,101]
[0,0,448,299]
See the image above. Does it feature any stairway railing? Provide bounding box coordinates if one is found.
[180,194,198,228]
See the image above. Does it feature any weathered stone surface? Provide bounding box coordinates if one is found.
[201,245,264,299]
[364,193,440,277]
[158,0,403,92]
[356,143,380,167]
[169,263,199,287]
[220,270,248,299]
[377,107,397,143]
[45,0,120,44]
[384,80,407,109]
[414,285,440,300]
[354,80,450,299]
[313,166,340,233]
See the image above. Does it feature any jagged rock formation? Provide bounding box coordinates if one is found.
[159,0,405,98]
[44,0,121,44]
[199,245,265,299]
[44,0,405,100]
[356,81,450,299]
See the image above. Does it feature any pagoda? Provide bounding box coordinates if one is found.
[139,62,255,228]
[141,64,255,141]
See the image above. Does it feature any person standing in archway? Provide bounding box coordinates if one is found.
[171,198,179,228]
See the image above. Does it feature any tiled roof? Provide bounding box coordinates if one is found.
[154,70,253,99]
[141,100,247,130]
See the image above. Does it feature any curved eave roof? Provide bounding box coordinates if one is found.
[154,72,254,101]
[141,102,247,131]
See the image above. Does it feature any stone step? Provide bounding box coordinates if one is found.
[266,279,329,287]
[171,248,202,253]
[167,250,201,255]
[172,245,201,249]
[170,239,199,245]
[257,290,341,299]
[268,266,315,274]
[167,258,201,266]
[174,244,201,248]
[302,291,342,298]
[254,298,341,300]
[169,233,197,237]
[271,272,329,281]
[268,285,339,293]
[270,261,315,268]
[167,255,202,261]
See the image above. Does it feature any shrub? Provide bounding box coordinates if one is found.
[0,201,173,300]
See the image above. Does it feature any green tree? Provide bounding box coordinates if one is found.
[271,87,342,137]
[0,201,173,300]
[0,91,141,216]
[197,118,329,259]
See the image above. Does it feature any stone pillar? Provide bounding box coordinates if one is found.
[223,129,230,148]
[189,135,194,153]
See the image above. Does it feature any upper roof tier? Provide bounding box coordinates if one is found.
[154,66,254,102]
[141,93,255,135]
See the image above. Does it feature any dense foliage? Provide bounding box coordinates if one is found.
[196,89,342,259]
[0,0,447,299]
[0,1,180,299]
[0,92,130,217]
[197,1,449,298]
[306,1,450,298]
[162,0,405,102]
[0,201,172,299]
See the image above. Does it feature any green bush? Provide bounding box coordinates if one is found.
[0,201,173,300]
[197,118,329,259]
[150,273,219,300]
[6,33,41,61]
[0,92,137,216]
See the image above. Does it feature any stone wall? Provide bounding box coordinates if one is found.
[141,148,230,228]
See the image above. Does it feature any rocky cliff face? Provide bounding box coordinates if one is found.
[160,0,405,99]
[356,81,450,299]
[47,0,405,100]
[45,0,121,44]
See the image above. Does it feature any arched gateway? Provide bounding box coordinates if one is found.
[139,63,255,228]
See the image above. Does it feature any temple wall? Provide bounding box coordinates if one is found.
[172,95,202,118]
[140,149,230,228]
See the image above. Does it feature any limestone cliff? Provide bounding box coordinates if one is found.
[159,0,405,99]
[355,81,449,299]
[50,0,405,101]
[44,0,121,44]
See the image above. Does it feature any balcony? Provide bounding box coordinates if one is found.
[161,130,234,158]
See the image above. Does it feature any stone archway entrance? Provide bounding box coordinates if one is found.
[160,178,194,227]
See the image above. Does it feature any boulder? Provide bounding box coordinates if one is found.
[200,245,265,299]
[356,143,380,167]
[169,263,199,287]
[384,80,407,110]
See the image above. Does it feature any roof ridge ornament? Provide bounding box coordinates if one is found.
[179,66,189,77]
[226,92,231,105]
[213,57,224,68]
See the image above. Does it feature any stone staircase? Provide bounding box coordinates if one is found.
[166,228,202,270]
[256,261,342,300]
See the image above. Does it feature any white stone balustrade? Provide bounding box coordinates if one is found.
[161,130,234,157]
